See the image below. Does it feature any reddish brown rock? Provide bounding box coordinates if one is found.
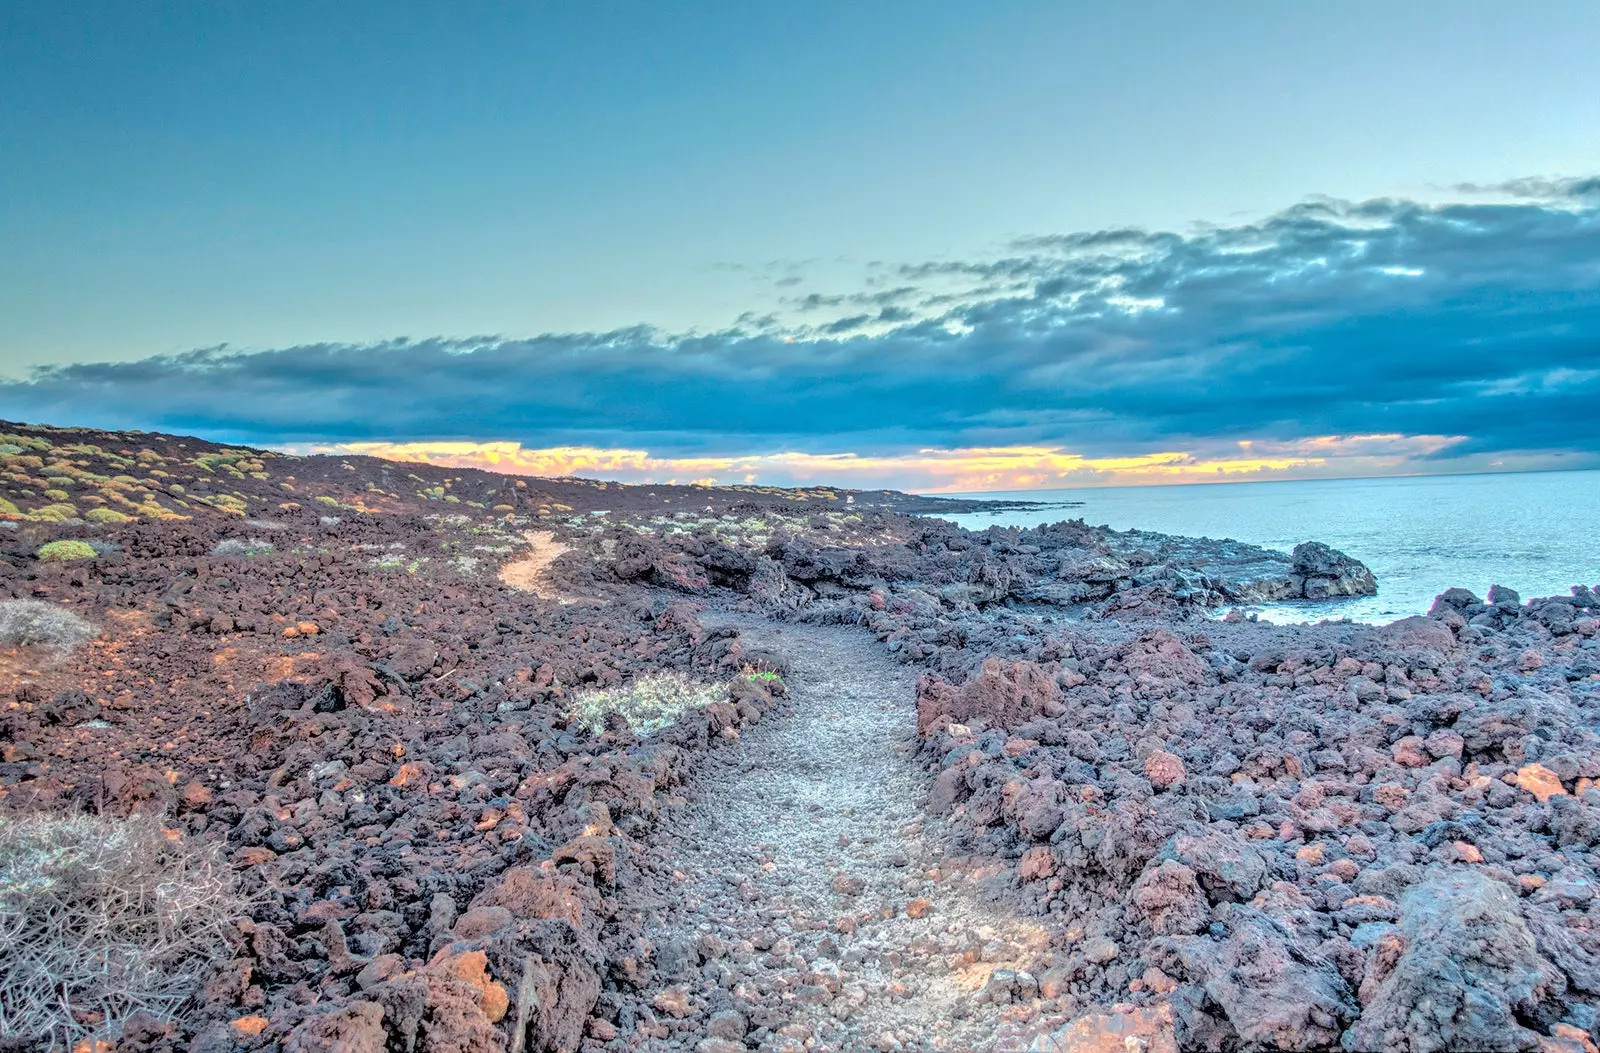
[1144,749,1186,790]
[1029,1004,1178,1053]
[1515,763,1568,803]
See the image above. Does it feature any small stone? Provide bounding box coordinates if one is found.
[1424,729,1465,760]
[1144,750,1186,790]
[1515,763,1568,803]
[1391,736,1430,768]
[1019,846,1055,881]
[1550,1023,1599,1053]
[653,986,691,1019]
[795,984,833,1005]
[231,1016,269,1037]
[355,953,404,991]
[1082,936,1118,964]
[1328,858,1360,883]
[451,906,512,940]
[905,897,933,919]
[707,1010,747,1040]
[1030,1005,1177,1053]
[232,846,276,867]
[439,950,509,1022]
[1519,648,1544,671]
[833,873,866,896]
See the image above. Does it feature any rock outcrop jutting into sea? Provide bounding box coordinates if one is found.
[2,418,1598,1053]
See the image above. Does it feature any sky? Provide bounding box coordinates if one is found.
[2,2,1599,492]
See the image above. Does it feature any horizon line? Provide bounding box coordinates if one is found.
[919,463,1600,499]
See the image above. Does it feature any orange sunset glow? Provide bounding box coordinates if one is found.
[315,432,1469,493]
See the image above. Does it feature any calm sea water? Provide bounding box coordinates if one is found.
[938,471,1600,624]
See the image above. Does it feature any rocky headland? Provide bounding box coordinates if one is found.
[2,419,1598,1053]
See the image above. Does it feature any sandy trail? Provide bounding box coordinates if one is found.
[639,614,1051,1052]
[498,530,571,598]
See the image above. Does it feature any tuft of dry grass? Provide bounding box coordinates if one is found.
[571,672,727,736]
[0,813,248,1046]
[0,599,98,650]
[210,537,274,558]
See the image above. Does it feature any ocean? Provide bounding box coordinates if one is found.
[936,470,1600,624]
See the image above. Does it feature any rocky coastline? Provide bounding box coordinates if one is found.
[2,420,1599,1053]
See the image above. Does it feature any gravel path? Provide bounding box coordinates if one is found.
[498,530,572,597]
[637,615,1052,1052]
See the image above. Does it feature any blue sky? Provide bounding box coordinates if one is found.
[2,3,1599,490]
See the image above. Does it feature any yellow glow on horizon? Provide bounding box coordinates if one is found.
[312,432,1468,493]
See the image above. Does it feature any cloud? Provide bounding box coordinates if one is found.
[317,434,1491,493]
[4,179,1600,490]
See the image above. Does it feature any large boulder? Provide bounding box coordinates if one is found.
[1166,905,1355,1051]
[1345,868,1567,1053]
[1291,541,1378,599]
[746,556,812,616]
[914,658,1060,734]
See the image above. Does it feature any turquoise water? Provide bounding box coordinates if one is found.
[938,471,1600,623]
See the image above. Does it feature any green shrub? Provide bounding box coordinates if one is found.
[0,497,19,517]
[0,813,246,1047]
[37,540,97,562]
[28,504,78,522]
[84,508,131,524]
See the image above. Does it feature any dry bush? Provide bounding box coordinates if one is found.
[0,599,98,650]
[0,813,247,1046]
[210,537,274,557]
[571,672,727,736]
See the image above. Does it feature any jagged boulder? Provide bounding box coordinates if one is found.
[1345,868,1567,1053]
[1165,905,1355,1051]
[1291,541,1378,599]
[914,658,1060,734]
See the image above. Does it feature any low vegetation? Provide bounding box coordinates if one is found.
[211,537,275,557]
[0,599,99,650]
[37,539,98,562]
[570,672,728,736]
[0,813,247,1047]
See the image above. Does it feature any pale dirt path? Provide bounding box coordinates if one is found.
[498,531,571,598]
[637,615,1053,1053]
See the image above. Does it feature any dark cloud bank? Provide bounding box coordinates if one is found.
[5,177,1599,466]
